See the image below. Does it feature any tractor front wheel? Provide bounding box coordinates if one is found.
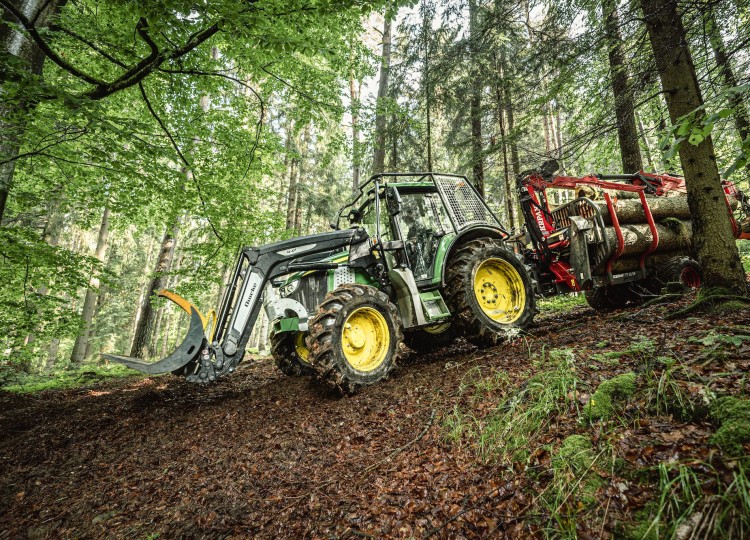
[445,239,536,347]
[306,284,402,394]
[271,331,314,377]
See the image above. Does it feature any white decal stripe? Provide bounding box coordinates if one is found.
[277,243,317,256]
[232,272,264,335]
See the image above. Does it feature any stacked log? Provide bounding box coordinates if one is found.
[549,191,739,275]
[603,220,692,257]
[586,196,695,275]
[597,196,691,225]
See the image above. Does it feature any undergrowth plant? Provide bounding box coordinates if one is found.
[444,348,579,464]
[541,434,607,539]
[1,362,144,393]
[643,356,705,421]
[628,462,750,539]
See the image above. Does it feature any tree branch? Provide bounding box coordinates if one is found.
[0,0,105,86]
[49,24,128,68]
[138,82,224,244]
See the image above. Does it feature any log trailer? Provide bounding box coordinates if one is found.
[517,160,749,309]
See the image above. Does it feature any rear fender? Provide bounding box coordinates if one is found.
[439,226,507,287]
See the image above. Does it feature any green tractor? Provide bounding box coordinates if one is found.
[105,173,536,394]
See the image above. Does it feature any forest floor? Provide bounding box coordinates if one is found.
[1,294,749,539]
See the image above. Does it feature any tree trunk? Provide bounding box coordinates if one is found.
[294,124,310,233]
[637,114,656,171]
[349,75,361,190]
[371,15,391,175]
[502,50,521,228]
[542,109,552,157]
[494,54,513,229]
[129,233,157,350]
[258,309,269,352]
[130,221,179,359]
[0,0,65,223]
[285,157,299,230]
[70,207,111,364]
[422,0,433,171]
[83,282,108,360]
[555,103,564,168]
[468,0,484,196]
[703,8,750,150]
[603,0,643,174]
[640,0,746,293]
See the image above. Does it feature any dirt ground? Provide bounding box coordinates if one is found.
[1,296,749,539]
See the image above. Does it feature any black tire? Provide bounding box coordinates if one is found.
[445,239,536,347]
[584,285,633,311]
[659,256,702,291]
[270,331,314,377]
[306,284,403,394]
[404,323,456,354]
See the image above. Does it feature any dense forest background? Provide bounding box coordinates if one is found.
[1,0,749,377]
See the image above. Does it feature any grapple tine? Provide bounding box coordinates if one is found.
[102,308,205,375]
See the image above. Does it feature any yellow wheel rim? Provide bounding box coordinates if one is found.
[425,323,451,335]
[295,333,310,363]
[473,258,526,324]
[342,307,390,372]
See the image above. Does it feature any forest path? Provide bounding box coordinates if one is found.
[1,297,748,538]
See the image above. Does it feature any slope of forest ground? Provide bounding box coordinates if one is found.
[1,294,749,539]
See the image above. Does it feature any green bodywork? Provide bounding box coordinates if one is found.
[432,234,456,285]
[274,179,476,334]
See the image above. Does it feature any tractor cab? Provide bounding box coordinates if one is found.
[340,173,506,288]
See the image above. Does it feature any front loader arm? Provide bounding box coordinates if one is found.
[104,228,369,383]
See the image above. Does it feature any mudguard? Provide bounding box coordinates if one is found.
[102,308,205,375]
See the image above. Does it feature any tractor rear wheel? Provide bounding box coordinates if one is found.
[404,323,456,354]
[270,331,314,377]
[306,284,402,394]
[659,256,702,291]
[445,239,536,347]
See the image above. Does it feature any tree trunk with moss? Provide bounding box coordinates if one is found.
[640,0,746,294]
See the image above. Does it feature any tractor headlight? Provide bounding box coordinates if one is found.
[279,280,300,298]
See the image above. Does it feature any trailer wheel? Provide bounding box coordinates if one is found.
[270,331,314,377]
[660,256,702,290]
[584,285,632,311]
[445,239,536,347]
[307,284,402,394]
[404,323,456,354]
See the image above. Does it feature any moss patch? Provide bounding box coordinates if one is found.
[551,434,602,507]
[554,434,594,473]
[709,397,750,456]
[581,371,637,423]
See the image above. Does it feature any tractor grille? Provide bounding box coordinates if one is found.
[551,199,598,229]
[287,272,328,314]
[434,175,500,230]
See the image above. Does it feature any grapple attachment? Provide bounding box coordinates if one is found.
[102,292,208,375]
